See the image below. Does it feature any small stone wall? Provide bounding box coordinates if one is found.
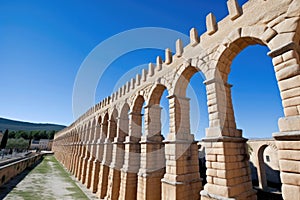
[0,154,43,187]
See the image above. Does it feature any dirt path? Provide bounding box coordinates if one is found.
[3,155,89,200]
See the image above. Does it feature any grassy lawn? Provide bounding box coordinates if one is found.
[5,155,89,200]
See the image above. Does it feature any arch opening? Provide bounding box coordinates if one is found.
[173,66,209,187]
[226,40,283,198]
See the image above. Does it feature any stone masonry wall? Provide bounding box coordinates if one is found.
[53,0,300,199]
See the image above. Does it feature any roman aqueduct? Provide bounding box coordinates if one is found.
[53,0,300,199]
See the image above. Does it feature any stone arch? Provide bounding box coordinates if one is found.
[153,76,172,97]
[257,144,270,191]
[211,23,300,124]
[137,83,167,200]
[161,66,203,199]
[89,115,103,193]
[266,141,278,151]
[130,94,145,139]
[97,115,102,125]
[108,109,118,139]
[104,103,130,200]
[81,124,87,142]
[146,83,170,138]
[201,24,299,199]
[169,65,207,138]
[91,118,96,141]
[102,112,109,139]
[53,2,300,199]
[132,95,145,113]
[118,95,145,200]
[118,102,130,139]
[255,142,281,191]
[207,31,282,137]
[172,65,206,97]
[85,117,98,188]
[80,120,93,185]
[77,123,88,180]
[86,120,92,142]
[98,109,119,199]
[213,26,269,82]
[96,115,102,141]
[147,83,169,106]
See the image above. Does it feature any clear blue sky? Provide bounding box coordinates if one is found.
[0,0,283,139]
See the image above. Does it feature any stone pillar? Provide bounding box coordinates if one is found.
[64,136,68,166]
[119,112,142,200]
[91,124,105,193]
[71,132,80,174]
[61,136,66,166]
[85,123,96,188]
[200,80,256,200]
[105,117,128,200]
[66,133,72,171]
[137,104,165,200]
[98,119,116,199]
[268,43,300,200]
[162,95,202,200]
[70,132,78,174]
[81,126,91,183]
[75,131,84,179]
[77,127,88,180]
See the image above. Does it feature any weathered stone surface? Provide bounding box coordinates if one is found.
[268,32,298,51]
[280,160,300,173]
[227,0,242,20]
[273,17,300,34]
[281,172,300,185]
[190,28,199,46]
[278,75,300,92]
[206,13,217,35]
[281,87,300,100]
[261,27,277,43]
[282,184,300,200]
[276,64,300,81]
[176,39,183,57]
[278,116,300,132]
[52,1,300,199]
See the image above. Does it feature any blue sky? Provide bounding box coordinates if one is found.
[0,0,283,139]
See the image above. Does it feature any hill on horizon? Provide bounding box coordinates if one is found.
[0,117,66,132]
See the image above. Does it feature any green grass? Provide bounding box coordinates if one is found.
[10,190,41,200]
[6,155,89,200]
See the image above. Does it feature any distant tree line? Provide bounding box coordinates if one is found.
[8,130,57,140]
[0,130,58,153]
[6,138,28,150]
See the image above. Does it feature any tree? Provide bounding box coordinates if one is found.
[8,131,16,139]
[0,129,9,149]
[6,138,29,150]
[48,130,56,139]
[40,130,48,139]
